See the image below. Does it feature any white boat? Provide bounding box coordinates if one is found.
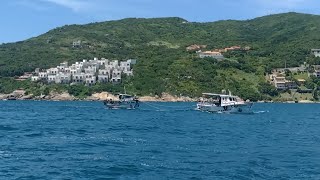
[103,94,139,109]
[196,93,253,113]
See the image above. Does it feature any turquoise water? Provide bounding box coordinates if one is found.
[0,101,319,179]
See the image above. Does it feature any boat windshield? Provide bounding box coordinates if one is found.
[201,95,221,105]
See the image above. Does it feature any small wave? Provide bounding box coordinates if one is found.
[140,163,150,167]
[254,110,269,114]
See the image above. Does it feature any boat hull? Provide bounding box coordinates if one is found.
[104,100,139,109]
[197,103,253,114]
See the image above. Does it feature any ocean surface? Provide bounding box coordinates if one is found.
[0,101,319,179]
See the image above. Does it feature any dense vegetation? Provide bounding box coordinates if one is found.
[1,12,320,100]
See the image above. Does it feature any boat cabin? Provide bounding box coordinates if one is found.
[118,94,137,102]
[201,93,244,107]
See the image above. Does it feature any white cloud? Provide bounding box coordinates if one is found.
[41,0,94,12]
[12,0,49,11]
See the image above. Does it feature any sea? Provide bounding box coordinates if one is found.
[0,101,319,179]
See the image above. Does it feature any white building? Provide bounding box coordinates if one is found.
[48,75,56,83]
[314,70,320,77]
[73,73,85,83]
[123,70,133,76]
[120,61,131,72]
[70,68,81,75]
[56,73,71,84]
[31,76,39,82]
[39,72,48,79]
[85,73,95,79]
[98,75,109,83]
[99,69,110,76]
[84,66,97,74]
[98,58,108,66]
[85,77,96,86]
[34,58,135,85]
[197,51,224,59]
[64,68,71,74]
[111,69,122,83]
[109,60,119,68]
[72,40,81,48]
[311,49,320,57]
[127,59,137,65]
[270,75,297,90]
[47,68,59,75]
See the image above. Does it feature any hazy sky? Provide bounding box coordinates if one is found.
[0,0,319,43]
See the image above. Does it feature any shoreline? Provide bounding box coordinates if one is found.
[1,99,319,104]
[1,91,319,103]
[0,92,198,103]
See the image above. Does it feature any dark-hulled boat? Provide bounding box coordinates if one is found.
[103,94,139,109]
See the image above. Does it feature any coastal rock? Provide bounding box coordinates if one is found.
[138,93,196,102]
[50,92,75,101]
[138,96,160,102]
[0,94,8,100]
[85,96,100,101]
[161,93,195,102]
[20,94,33,100]
[88,92,118,101]
[13,89,26,97]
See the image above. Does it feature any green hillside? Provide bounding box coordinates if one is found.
[1,12,320,100]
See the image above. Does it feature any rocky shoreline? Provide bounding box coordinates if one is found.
[0,91,197,102]
[0,90,319,103]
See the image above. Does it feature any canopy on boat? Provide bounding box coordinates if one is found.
[202,93,238,98]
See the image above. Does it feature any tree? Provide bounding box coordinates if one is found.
[258,82,279,96]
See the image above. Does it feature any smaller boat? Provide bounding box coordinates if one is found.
[103,94,139,109]
[7,95,17,100]
[196,93,253,114]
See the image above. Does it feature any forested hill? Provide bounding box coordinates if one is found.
[1,12,320,99]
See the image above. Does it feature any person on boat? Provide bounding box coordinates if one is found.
[134,98,140,107]
[218,97,221,106]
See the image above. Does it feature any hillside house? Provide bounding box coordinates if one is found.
[85,77,96,86]
[47,75,56,83]
[32,57,135,85]
[186,44,207,51]
[311,49,320,57]
[270,75,297,90]
[72,40,81,48]
[73,73,85,83]
[39,72,48,79]
[197,50,224,59]
[111,69,121,83]
[99,69,110,76]
[314,70,320,77]
[56,73,71,84]
[31,76,39,82]
[127,59,137,65]
[47,68,58,75]
[98,75,109,83]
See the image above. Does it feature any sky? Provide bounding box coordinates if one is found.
[0,0,319,43]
